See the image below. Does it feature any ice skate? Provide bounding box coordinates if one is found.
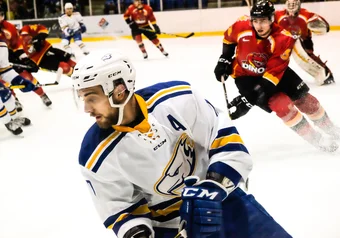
[5,120,23,135]
[162,50,169,57]
[310,133,339,152]
[13,117,31,126]
[41,94,52,107]
[143,52,148,59]
[322,71,335,85]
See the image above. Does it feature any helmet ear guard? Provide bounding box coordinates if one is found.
[71,49,136,125]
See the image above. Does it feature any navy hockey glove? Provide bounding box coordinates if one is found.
[228,95,253,120]
[214,55,233,81]
[11,75,36,92]
[80,23,87,33]
[66,28,74,36]
[179,176,228,238]
[153,24,161,34]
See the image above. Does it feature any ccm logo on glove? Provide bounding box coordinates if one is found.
[182,187,219,200]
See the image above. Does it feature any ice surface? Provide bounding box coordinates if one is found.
[0,32,339,238]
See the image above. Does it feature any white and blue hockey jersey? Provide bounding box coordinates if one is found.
[58,12,84,35]
[78,81,252,238]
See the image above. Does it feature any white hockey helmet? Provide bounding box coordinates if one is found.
[72,49,136,125]
[65,2,73,9]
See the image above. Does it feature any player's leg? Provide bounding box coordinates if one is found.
[0,84,23,135]
[0,79,22,112]
[61,35,73,57]
[38,47,76,76]
[274,67,338,151]
[132,29,148,59]
[19,70,52,107]
[222,188,292,238]
[73,31,89,56]
[144,28,169,57]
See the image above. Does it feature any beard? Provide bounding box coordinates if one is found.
[93,109,119,129]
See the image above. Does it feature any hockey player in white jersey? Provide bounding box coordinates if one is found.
[0,41,36,135]
[72,50,292,238]
[58,3,89,57]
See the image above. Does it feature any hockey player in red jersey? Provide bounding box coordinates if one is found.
[214,0,339,152]
[20,24,76,77]
[0,10,52,107]
[123,0,168,59]
[275,0,334,85]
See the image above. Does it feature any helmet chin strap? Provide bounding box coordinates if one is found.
[108,89,134,126]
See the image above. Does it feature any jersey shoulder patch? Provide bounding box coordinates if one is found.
[79,123,126,172]
[136,81,192,113]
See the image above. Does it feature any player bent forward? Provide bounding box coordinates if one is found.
[214,0,339,152]
[72,49,292,238]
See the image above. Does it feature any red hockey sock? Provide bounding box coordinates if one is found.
[135,35,146,53]
[59,62,72,76]
[294,93,333,130]
[269,92,317,139]
[151,39,164,51]
[67,59,76,68]
[20,71,45,97]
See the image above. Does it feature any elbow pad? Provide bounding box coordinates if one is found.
[123,225,153,238]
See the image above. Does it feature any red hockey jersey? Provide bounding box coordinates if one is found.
[20,24,52,64]
[224,16,295,86]
[275,8,329,40]
[0,20,23,52]
[123,4,156,27]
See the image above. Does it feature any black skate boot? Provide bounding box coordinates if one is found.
[143,52,148,59]
[322,69,335,85]
[5,120,23,135]
[15,97,23,112]
[162,50,169,57]
[41,94,52,107]
[13,117,31,126]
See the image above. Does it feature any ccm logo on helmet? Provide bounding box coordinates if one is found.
[108,71,122,78]
[182,187,218,200]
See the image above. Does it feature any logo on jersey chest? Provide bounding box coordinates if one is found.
[154,133,196,196]
[242,52,268,74]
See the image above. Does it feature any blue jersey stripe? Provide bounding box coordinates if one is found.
[92,132,127,172]
[209,143,249,158]
[148,90,192,113]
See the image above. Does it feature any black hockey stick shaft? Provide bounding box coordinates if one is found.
[138,28,194,38]
[221,75,230,115]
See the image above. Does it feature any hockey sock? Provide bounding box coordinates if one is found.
[151,39,165,52]
[19,71,45,97]
[135,35,147,53]
[269,92,319,143]
[59,62,73,76]
[294,93,334,131]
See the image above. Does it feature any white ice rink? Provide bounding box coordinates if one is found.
[0,32,340,238]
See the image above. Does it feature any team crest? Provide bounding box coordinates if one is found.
[154,133,196,196]
[242,52,268,74]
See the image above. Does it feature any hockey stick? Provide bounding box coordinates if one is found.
[221,75,230,115]
[9,63,63,88]
[221,75,249,191]
[139,28,195,39]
